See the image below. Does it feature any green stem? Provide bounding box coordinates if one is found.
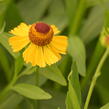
[84,48,109,109]
[34,67,40,109]
[0,71,18,101]
[35,67,39,86]
[81,41,105,89]
[69,0,86,35]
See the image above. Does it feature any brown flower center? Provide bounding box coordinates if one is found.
[29,22,54,46]
[35,22,50,33]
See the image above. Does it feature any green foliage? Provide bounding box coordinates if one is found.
[0,32,19,58]
[100,103,109,109]
[68,36,86,76]
[12,83,52,100]
[66,63,81,109]
[38,64,67,86]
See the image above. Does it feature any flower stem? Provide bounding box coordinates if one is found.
[35,68,40,109]
[0,71,18,101]
[84,48,109,109]
[81,41,105,90]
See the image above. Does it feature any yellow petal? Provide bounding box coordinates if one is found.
[51,25,60,34]
[48,44,61,59]
[36,46,46,67]
[50,36,68,54]
[43,46,61,65]
[9,36,30,52]
[23,43,46,67]
[10,23,31,36]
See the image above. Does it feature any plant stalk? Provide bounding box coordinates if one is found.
[84,48,109,109]
[0,70,18,101]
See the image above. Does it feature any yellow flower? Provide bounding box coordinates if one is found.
[9,22,68,67]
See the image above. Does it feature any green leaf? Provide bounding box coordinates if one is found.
[14,55,24,74]
[0,22,5,33]
[0,32,19,58]
[68,36,86,76]
[18,66,47,86]
[17,0,51,23]
[38,64,67,86]
[58,55,72,77]
[80,6,104,44]
[19,67,35,77]
[70,63,81,104]
[100,103,109,109]
[66,83,81,109]
[0,72,42,109]
[12,83,52,100]
[38,73,47,86]
[66,63,81,109]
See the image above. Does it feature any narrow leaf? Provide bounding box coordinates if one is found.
[19,66,35,77]
[0,32,19,58]
[12,84,52,100]
[100,103,109,109]
[68,36,86,76]
[66,63,81,109]
[15,55,24,74]
[38,64,67,86]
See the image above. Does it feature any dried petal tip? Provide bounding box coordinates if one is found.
[105,36,109,45]
[100,35,109,47]
[35,22,50,33]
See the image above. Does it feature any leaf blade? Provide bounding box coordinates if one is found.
[12,84,52,100]
[68,36,86,76]
[38,64,67,86]
[100,103,109,109]
[66,63,81,109]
